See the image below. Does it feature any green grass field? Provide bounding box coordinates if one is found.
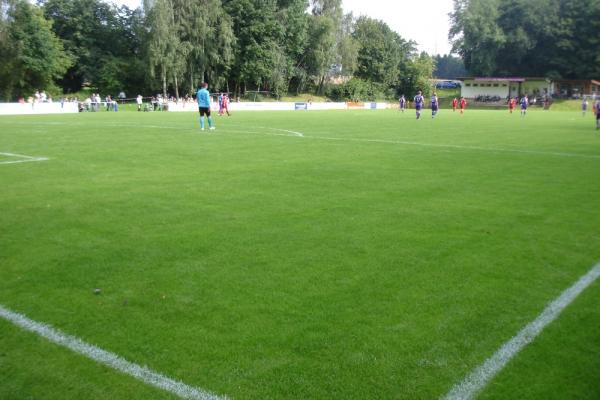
[1,108,599,400]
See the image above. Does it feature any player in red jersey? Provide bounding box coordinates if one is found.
[221,93,231,116]
[452,97,458,112]
[509,97,516,114]
[460,97,467,114]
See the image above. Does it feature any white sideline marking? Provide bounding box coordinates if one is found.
[443,262,600,400]
[0,305,226,400]
[0,152,48,165]
[305,136,600,160]
[6,120,599,159]
[222,126,600,160]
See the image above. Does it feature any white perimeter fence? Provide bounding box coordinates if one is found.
[168,101,389,112]
[0,102,79,116]
[0,101,391,115]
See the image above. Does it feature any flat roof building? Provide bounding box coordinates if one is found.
[459,77,600,100]
[460,77,551,99]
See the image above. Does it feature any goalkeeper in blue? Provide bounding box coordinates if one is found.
[197,82,215,131]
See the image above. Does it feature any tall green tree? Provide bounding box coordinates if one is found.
[547,0,600,79]
[277,0,309,95]
[335,13,359,77]
[0,0,71,100]
[434,54,467,79]
[42,0,146,94]
[450,0,600,79]
[405,52,436,96]
[305,0,343,93]
[223,0,284,96]
[353,16,412,88]
[144,0,179,97]
[449,0,505,76]
[172,0,234,94]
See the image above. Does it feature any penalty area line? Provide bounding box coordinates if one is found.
[0,305,227,400]
[442,261,600,400]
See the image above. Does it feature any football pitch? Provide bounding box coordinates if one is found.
[1,108,599,399]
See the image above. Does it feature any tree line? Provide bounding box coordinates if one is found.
[449,0,600,79]
[0,0,435,101]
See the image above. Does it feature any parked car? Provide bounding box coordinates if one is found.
[435,81,461,89]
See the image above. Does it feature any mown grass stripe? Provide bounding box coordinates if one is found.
[0,305,227,400]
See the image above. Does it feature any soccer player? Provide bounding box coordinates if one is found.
[582,97,588,117]
[509,97,516,114]
[197,82,215,131]
[414,91,424,119]
[594,99,600,130]
[460,97,467,114]
[431,92,439,118]
[452,97,458,112]
[222,93,231,116]
[218,93,224,116]
[399,95,406,112]
[520,95,528,117]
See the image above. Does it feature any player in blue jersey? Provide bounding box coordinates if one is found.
[414,91,424,119]
[399,95,406,112]
[197,82,215,131]
[430,92,439,118]
[520,95,528,117]
[218,93,224,116]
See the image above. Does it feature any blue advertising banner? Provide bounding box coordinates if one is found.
[295,102,308,110]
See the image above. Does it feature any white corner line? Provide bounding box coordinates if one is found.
[0,157,49,165]
[0,152,49,165]
[0,305,227,400]
[442,261,600,400]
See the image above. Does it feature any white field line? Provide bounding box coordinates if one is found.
[0,305,226,400]
[304,135,600,160]
[258,126,304,137]
[5,121,599,159]
[220,125,600,160]
[0,152,48,165]
[443,261,600,400]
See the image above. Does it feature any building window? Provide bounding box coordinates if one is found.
[465,83,471,87]
[502,84,507,87]
[493,84,499,87]
[473,84,479,87]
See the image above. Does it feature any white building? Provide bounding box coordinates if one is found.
[460,77,552,99]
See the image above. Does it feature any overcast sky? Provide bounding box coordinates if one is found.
[108,0,454,55]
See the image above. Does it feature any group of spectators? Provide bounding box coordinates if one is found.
[19,90,57,104]
[16,90,82,107]
[79,93,119,112]
[137,93,197,111]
